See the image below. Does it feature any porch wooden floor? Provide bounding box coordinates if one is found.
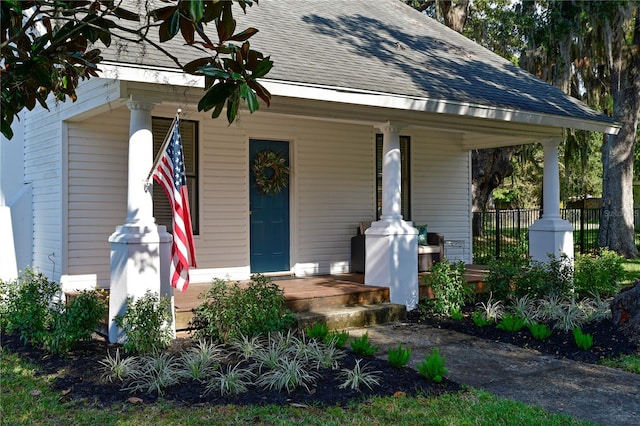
[174,265,488,329]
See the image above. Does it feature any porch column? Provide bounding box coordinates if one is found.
[529,137,574,263]
[365,122,418,310]
[108,98,174,343]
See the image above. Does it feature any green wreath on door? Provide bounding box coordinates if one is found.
[252,150,290,194]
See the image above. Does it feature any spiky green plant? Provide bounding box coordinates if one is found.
[323,330,349,348]
[306,339,345,370]
[338,359,381,391]
[472,309,493,327]
[252,334,295,372]
[416,348,448,383]
[204,363,254,396]
[98,349,138,383]
[179,340,224,381]
[509,294,538,324]
[349,333,379,356]
[477,293,503,322]
[387,344,412,369]
[527,322,553,340]
[536,294,565,323]
[229,333,264,360]
[554,301,586,332]
[496,313,527,332]
[256,356,318,393]
[305,322,329,340]
[122,352,181,395]
[573,328,594,351]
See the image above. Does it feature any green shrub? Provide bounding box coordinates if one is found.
[496,313,527,332]
[324,330,349,348]
[349,333,378,356]
[0,268,59,345]
[305,322,329,340]
[574,250,625,298]
[527,322,553,340]
[486,261,521,302]
[472,310,493,327]
[449,307,463,321]
[515,254,574,300]
[422,260,470,315]
[45,289,107,354]
[114,290,173,354]
[416,347,447,383]
[572,327,594,351]
[387,344,412,368]
[191,275,295,343]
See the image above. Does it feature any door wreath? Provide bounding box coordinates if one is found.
[252,150,290,194]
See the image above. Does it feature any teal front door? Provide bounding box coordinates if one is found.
[249,140,290,273]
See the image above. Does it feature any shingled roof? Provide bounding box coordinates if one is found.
[102,0,616,132]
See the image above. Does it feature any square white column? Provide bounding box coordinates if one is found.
[529,138,574,263]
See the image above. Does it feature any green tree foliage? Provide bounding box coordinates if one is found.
[1,0,272,139]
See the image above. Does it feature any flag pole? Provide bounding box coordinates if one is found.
[144,109,182,188]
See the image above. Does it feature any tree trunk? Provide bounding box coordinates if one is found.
[472,147,515,236]
[439,0,469,33]
[599,6,639,258]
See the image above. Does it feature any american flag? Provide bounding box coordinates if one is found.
[152,120,197,291]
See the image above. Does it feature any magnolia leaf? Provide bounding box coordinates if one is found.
[112,6,140,21]
[180,16,195,45]
[158,11,180,42]
[150,5,177,21]
[198,83,235,112]
[226,93,240,123]
[240,83,259,113]
[251,57,273,79]
[1,120,14,140]
[184,57,212,74]
[247,79,271,106]
[187,0,204,22]
[229,27,258,42]
[210,102,224,119]
[197,66,231,79]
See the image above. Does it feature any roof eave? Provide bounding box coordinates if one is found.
[98,63,620,135]
[262,79,621,135]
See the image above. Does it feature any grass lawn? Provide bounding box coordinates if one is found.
[0,350,593,426]
[622,257,640,285]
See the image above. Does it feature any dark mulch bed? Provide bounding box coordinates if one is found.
[1,332,460,408]
[406,306,639,365]
[5,303,638,408]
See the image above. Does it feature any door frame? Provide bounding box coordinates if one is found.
[247,137,295,274]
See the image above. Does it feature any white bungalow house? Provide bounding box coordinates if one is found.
[0,1,618,342]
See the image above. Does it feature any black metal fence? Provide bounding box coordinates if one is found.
[472,208,640,262]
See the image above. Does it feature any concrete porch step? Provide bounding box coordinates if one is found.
[294,303,407,332]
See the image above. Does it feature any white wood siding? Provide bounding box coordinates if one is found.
[22,78,120,282]
[410,129,472,263]
[66,108,129,286]
[61,101,472,286]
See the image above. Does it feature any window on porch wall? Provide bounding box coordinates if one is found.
[376,134,411,220]
[152,117,200,235]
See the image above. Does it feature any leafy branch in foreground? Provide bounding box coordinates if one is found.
[1,0,273,139]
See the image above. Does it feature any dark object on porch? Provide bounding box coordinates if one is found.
[350,224,444,273]
[611,280,640,344]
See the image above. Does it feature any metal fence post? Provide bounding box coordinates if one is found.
[495,208,501,258]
